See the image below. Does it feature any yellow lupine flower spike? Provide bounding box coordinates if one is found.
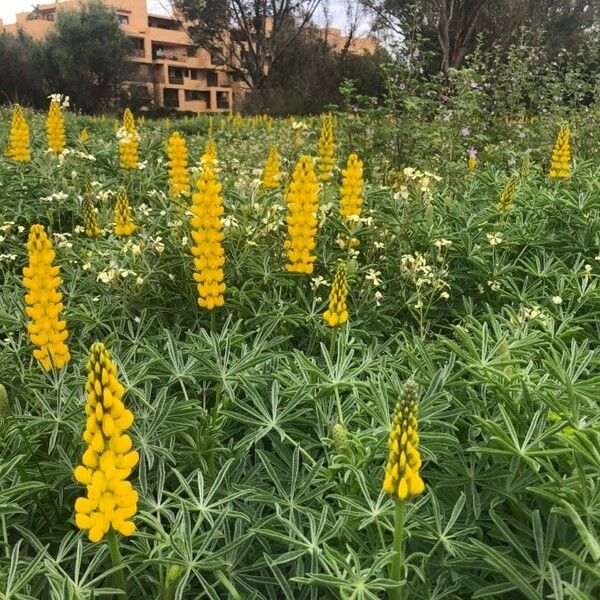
[6,104,30,163]
[191,165,226,309]
[339,153,363,225]
[317,116,335,182]
[167,131,190,198]
[114,188,136,236]
[83,183,101,237]
[200,138,217,167]
[284,155,319,274]
[323,263,349,327]
[498,176,517,213]
[261,146,281,190]
[383,381,425,501]
[22,225,70,370]
[74,343,139,543]
[47,99,66,154]
[548,124,571,179]
[118,108,139,169]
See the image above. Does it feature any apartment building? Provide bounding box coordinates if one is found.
[1,0,242,113]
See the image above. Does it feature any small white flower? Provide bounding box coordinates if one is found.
[552,296,563,305]
[487,232,503,246]
[311,276,328,290]
[366,269,383,287]
[374,290,383,306]
[136,276,144,285]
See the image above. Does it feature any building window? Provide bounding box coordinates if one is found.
[186,46,198,57]
[216,91,230,109]
[207,72,218,87]
[184,90,210,107]
[168,68,184,84]
[45,12,55,21]
[163,88,180,108]
[118,14,129,25]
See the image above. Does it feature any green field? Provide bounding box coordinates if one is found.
[0,105,599,599]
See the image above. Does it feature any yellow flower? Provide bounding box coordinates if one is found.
[548,124,571,179]
[6,104,30,163]
[468,153,477,172]
[83,182,100,237]
[22,225,70,370]
[190,166,226,309]
[339,153,363,225]
[261,146,281,190]
[200,138,217,167]
[323,263,349,326]
[317,116,335,181]
[167,131,190,198]
[74,343,139,543]
[114,188,136,236]
[119,108,139,169]
[47,99,66,154]
[498,176,517,213]
[284,155,319,274]
[382,380,425,501]
[79,128,90,144]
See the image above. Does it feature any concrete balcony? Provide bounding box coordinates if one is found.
[147,26,189,46]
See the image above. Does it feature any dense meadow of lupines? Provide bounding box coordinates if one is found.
[0,99,599,599]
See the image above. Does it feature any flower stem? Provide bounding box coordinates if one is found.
[389,500,406,600]
[107,528,127,598]
[329,326,337,359]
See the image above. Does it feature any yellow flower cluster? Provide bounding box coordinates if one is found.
[74,343,139,543]
[498,176,517,213]
[323,263,349,327]
[200,138,217,167]
[191,165,226,309]
[284,155,319,274]
[83,188,100,237]
[548,124,571,179]
[6,104,30,163]
[114,188,136,236]
[261,146,281,190]
[468,152,477,172]
[167,131,190,198]
[47,99,66,154]
[22,225,70,370]
[79,128,90,143]
[383,380,425,502]
[317,116,335,181]
[339,153,363,225]
[119,108,139,169]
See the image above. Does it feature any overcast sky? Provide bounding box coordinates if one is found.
[0,0,368,34]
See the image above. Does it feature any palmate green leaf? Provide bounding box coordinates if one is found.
[558,548,600,584]
[468,539,541,600]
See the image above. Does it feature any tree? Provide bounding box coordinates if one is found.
[361,0,490,77]
[361,0,599,77]
[0,31,48,108]
[43,0,132,113]
[170,0,324,90]
[243,25,387,114]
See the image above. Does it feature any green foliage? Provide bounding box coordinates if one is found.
[244,30,388,115]
[43,0,132,113]
[0,31,48,109]
[0,103,598,599]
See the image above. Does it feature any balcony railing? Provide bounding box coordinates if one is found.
[169,76,184,85]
